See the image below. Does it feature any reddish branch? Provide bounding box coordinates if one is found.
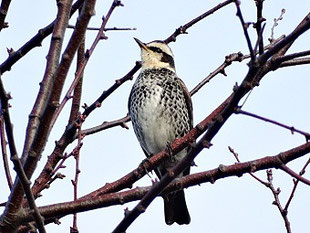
[21,0,75,162]
[69,36,85,124]
[17,141,310,225]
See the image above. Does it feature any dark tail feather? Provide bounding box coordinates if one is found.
[164,190,191,225]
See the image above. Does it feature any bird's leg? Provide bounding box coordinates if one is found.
[141,157,153,178]
[166,142,175,161]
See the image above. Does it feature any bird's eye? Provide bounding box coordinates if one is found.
[149,46,163,53]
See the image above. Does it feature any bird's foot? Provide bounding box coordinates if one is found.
[166,142,174,161]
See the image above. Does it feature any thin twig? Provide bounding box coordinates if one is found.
[164,0,235,43]
[71,115,84,233]
[266,169,291,233]
[228,146,267,185]
[190,52,244,96]
[269,9,286,42]
[68,24,136,31]
[254,0,265,55]
[284,157,310,211]
[235,1,255,61]
[280,164,310,186]
[235,108,310,140]
[80,114,130,137]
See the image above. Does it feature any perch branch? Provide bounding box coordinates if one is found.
[17,142,310,225]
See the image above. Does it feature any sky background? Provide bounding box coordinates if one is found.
[0,0,310,232]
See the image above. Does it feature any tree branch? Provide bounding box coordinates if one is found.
[0,115,13,189]
[235,1,255,61]
[235,108,310,140]
[164,0,235,43]
[266,169,291,233]
[284,157,310,212]
[17,142,310,226]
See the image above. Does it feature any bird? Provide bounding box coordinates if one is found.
[128,38,193,225]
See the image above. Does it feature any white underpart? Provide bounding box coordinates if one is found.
[137,86,173,155]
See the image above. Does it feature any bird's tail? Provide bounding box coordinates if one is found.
[164,190,191,225]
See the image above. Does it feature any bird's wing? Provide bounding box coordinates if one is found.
[177,78,193,129]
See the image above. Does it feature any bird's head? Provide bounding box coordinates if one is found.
[134,38,175,72]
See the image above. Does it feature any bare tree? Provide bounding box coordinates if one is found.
[0,0,309,232]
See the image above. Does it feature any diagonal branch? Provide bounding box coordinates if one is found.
[280,164,310,186]
[164,0,235,43]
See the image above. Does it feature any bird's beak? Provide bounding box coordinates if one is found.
[134,37,148,51]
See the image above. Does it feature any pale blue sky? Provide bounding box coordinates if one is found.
[0,0,310,232]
